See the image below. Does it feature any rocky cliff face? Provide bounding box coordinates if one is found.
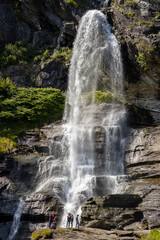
[0,0,92,89]
[109,0,160,101]
[0,0,160,239]
[81,126,160,231]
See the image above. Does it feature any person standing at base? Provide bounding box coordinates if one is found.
[76,214,79,229]
[49,212,55,228]
[66,213,71,228]
[71,214,74,228]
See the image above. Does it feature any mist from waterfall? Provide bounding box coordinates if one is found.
[60,10,127,226]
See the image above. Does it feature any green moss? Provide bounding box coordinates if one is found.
[86,91,120,105]
[0,137,17,153]
[141,229,160,240]
[134,19,154,27]
[31,229,54,240]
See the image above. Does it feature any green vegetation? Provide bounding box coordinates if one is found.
[14,0,21,18]
[86,91,119,105]
[65,0,85,7]
[0,77,65,153]
[117,6,135,17]
[51,47,72,64]
[134,19,154,27]
[0,76,16,97]
[141,229,160,240]
[124,0,139,8]
[0,41,72,67]
[0,41,36,67]
[155,11,160,19]
[0,137,17,153]
[31,229,54,240]
[135,41,155,71]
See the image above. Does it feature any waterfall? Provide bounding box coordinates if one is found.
[8,199,24,240]
[34,9,127,227]
[60,10,127,226]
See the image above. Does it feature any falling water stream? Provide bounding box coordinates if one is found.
[8,199,24,240]
[35,9,127,227]
[60,10,127,225]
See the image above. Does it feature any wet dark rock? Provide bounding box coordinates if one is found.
[36,60,68,89]
[81,195,143,230]
[0,4,31,50]
[110,0,160,101]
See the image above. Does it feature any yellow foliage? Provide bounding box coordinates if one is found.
[31,229,54,240]
[0,137,17,153]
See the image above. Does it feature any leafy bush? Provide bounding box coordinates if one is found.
[51,47,72,63]
[135,41,155,71]
[0,41,36,67]
[0,87,65,152]
[141,229,160,240]
[31,229,54,240]
[0,87,65,124]
[86,91,119,105]
[0,76,16,98]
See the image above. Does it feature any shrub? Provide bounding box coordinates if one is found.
[0,87,65,124]
[86,91,119,105]
[31,229,54,240]
[0,87,65,152]
[0,41,36,67]
[51,47,72,63]
[0,76,16,98]
[135,41,155,71]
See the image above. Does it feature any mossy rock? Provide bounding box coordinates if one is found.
[141,229,160,240]
[31,229,54,240]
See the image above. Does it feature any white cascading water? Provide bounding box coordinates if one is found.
[8,199,24,240]
[60,10,127,225]
[35,9,127,227]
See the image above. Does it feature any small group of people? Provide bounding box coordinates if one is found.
[48,211,80,229]
[49,212,57,229]
[66,213,79,229]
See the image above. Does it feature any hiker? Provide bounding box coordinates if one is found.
[71,214,74,228]
[49,212,55,228]
[76,214,79,229]
[50,219,57,229]
[66,213,71,228]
